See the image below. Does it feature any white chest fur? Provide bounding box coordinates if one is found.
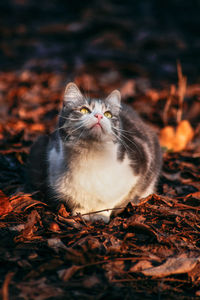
[49,142,138,220]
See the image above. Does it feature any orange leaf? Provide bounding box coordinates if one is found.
[159,126,175,150]
[16,210,42,241]
[58,203,70,218]
[159,120,194,152]
[49,222,61,232]
[0,191,12,216]
[173,120,194,151]
[10,193,47,212]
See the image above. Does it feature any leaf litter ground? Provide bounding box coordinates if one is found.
[0,71,200,300]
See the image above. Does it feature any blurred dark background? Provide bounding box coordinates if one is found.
[0,0,200,87]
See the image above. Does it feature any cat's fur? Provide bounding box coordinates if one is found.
[28,82,162,222]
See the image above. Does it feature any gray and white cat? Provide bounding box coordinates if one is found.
[28,82,162,222]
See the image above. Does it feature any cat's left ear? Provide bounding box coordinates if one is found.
[63,82,84,105]
[105,90,121,108]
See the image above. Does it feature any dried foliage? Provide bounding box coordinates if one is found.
[0,69,200,299]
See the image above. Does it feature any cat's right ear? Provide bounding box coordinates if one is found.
[63,82,83,105]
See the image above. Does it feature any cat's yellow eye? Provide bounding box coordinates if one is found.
[80,107,90,114]
[104,111,112,118]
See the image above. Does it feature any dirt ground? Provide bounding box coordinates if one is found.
[0,1,200,299]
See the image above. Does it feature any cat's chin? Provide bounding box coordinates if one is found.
[88,125,104,139]
[90,124,103,133]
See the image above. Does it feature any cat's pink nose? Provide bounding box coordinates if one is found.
[94,113,103,121]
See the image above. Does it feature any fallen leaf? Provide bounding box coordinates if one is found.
[49,222,61,232]
[58,203,70,217]
[173,120,194,151]
[142,257,199,277]
[59,265,81,281]
[186,191,200,200]
[159,126,175,150]
[47,237,68,252]
[104,260,125,282]
[10,193,47,212]
[16,210,42,241]
[130,260,153,272]
[160,120,194,152]
[0,190,12,216]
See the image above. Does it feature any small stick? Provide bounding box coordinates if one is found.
[81,206,126,216]
[2,272,15,300]
[176,61,187,124]
[163,84,176,126]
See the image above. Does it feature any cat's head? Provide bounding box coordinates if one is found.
[58,82,121,144]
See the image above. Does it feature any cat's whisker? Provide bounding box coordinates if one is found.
[121,134,143,159]
[120,132,140,150]
[113,126,141,150]
[75,128,86,144]
[64,118,91,141]
[52,125,68,134]
[112,128,142,158]
[53,120,83,134]
[113,126,137,135]
[58,115,79,121]
[112,130,130,150]
[112,132,134,155]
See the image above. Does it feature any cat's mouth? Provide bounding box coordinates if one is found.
[91,122,102,130]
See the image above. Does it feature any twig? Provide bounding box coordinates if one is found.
[76,256,149,269]
[174,202,200,211]
[177,60,187,124]
[111,277,189,283]
[80,206,126,216]
[163,84,176,126]
[2,272,15,300]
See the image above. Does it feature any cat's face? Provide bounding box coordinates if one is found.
[58,83,121,144]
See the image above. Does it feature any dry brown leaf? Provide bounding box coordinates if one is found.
[10,193,47,212]
[104,260,125,282]
[49,222,61,232]
[142,257,199,277]
[16,210,42,241]
[103,235,122,253]
[186,191,200,200]
[47,237,68,252]
[57,215,82,229]
[58,203,70,217]
[59,265,81,281]
[159,120,194,151]
[130,260,153,272]
[0,190,12,216]
[188,262,200,283]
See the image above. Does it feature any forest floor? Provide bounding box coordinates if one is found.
[0,1,200,299]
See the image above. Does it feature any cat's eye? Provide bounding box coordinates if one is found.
[80,107,90,114]
[104,111,112,118]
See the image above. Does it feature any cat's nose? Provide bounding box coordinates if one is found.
[94,113,103,121]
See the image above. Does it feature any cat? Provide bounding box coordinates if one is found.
[28,82,162,222]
